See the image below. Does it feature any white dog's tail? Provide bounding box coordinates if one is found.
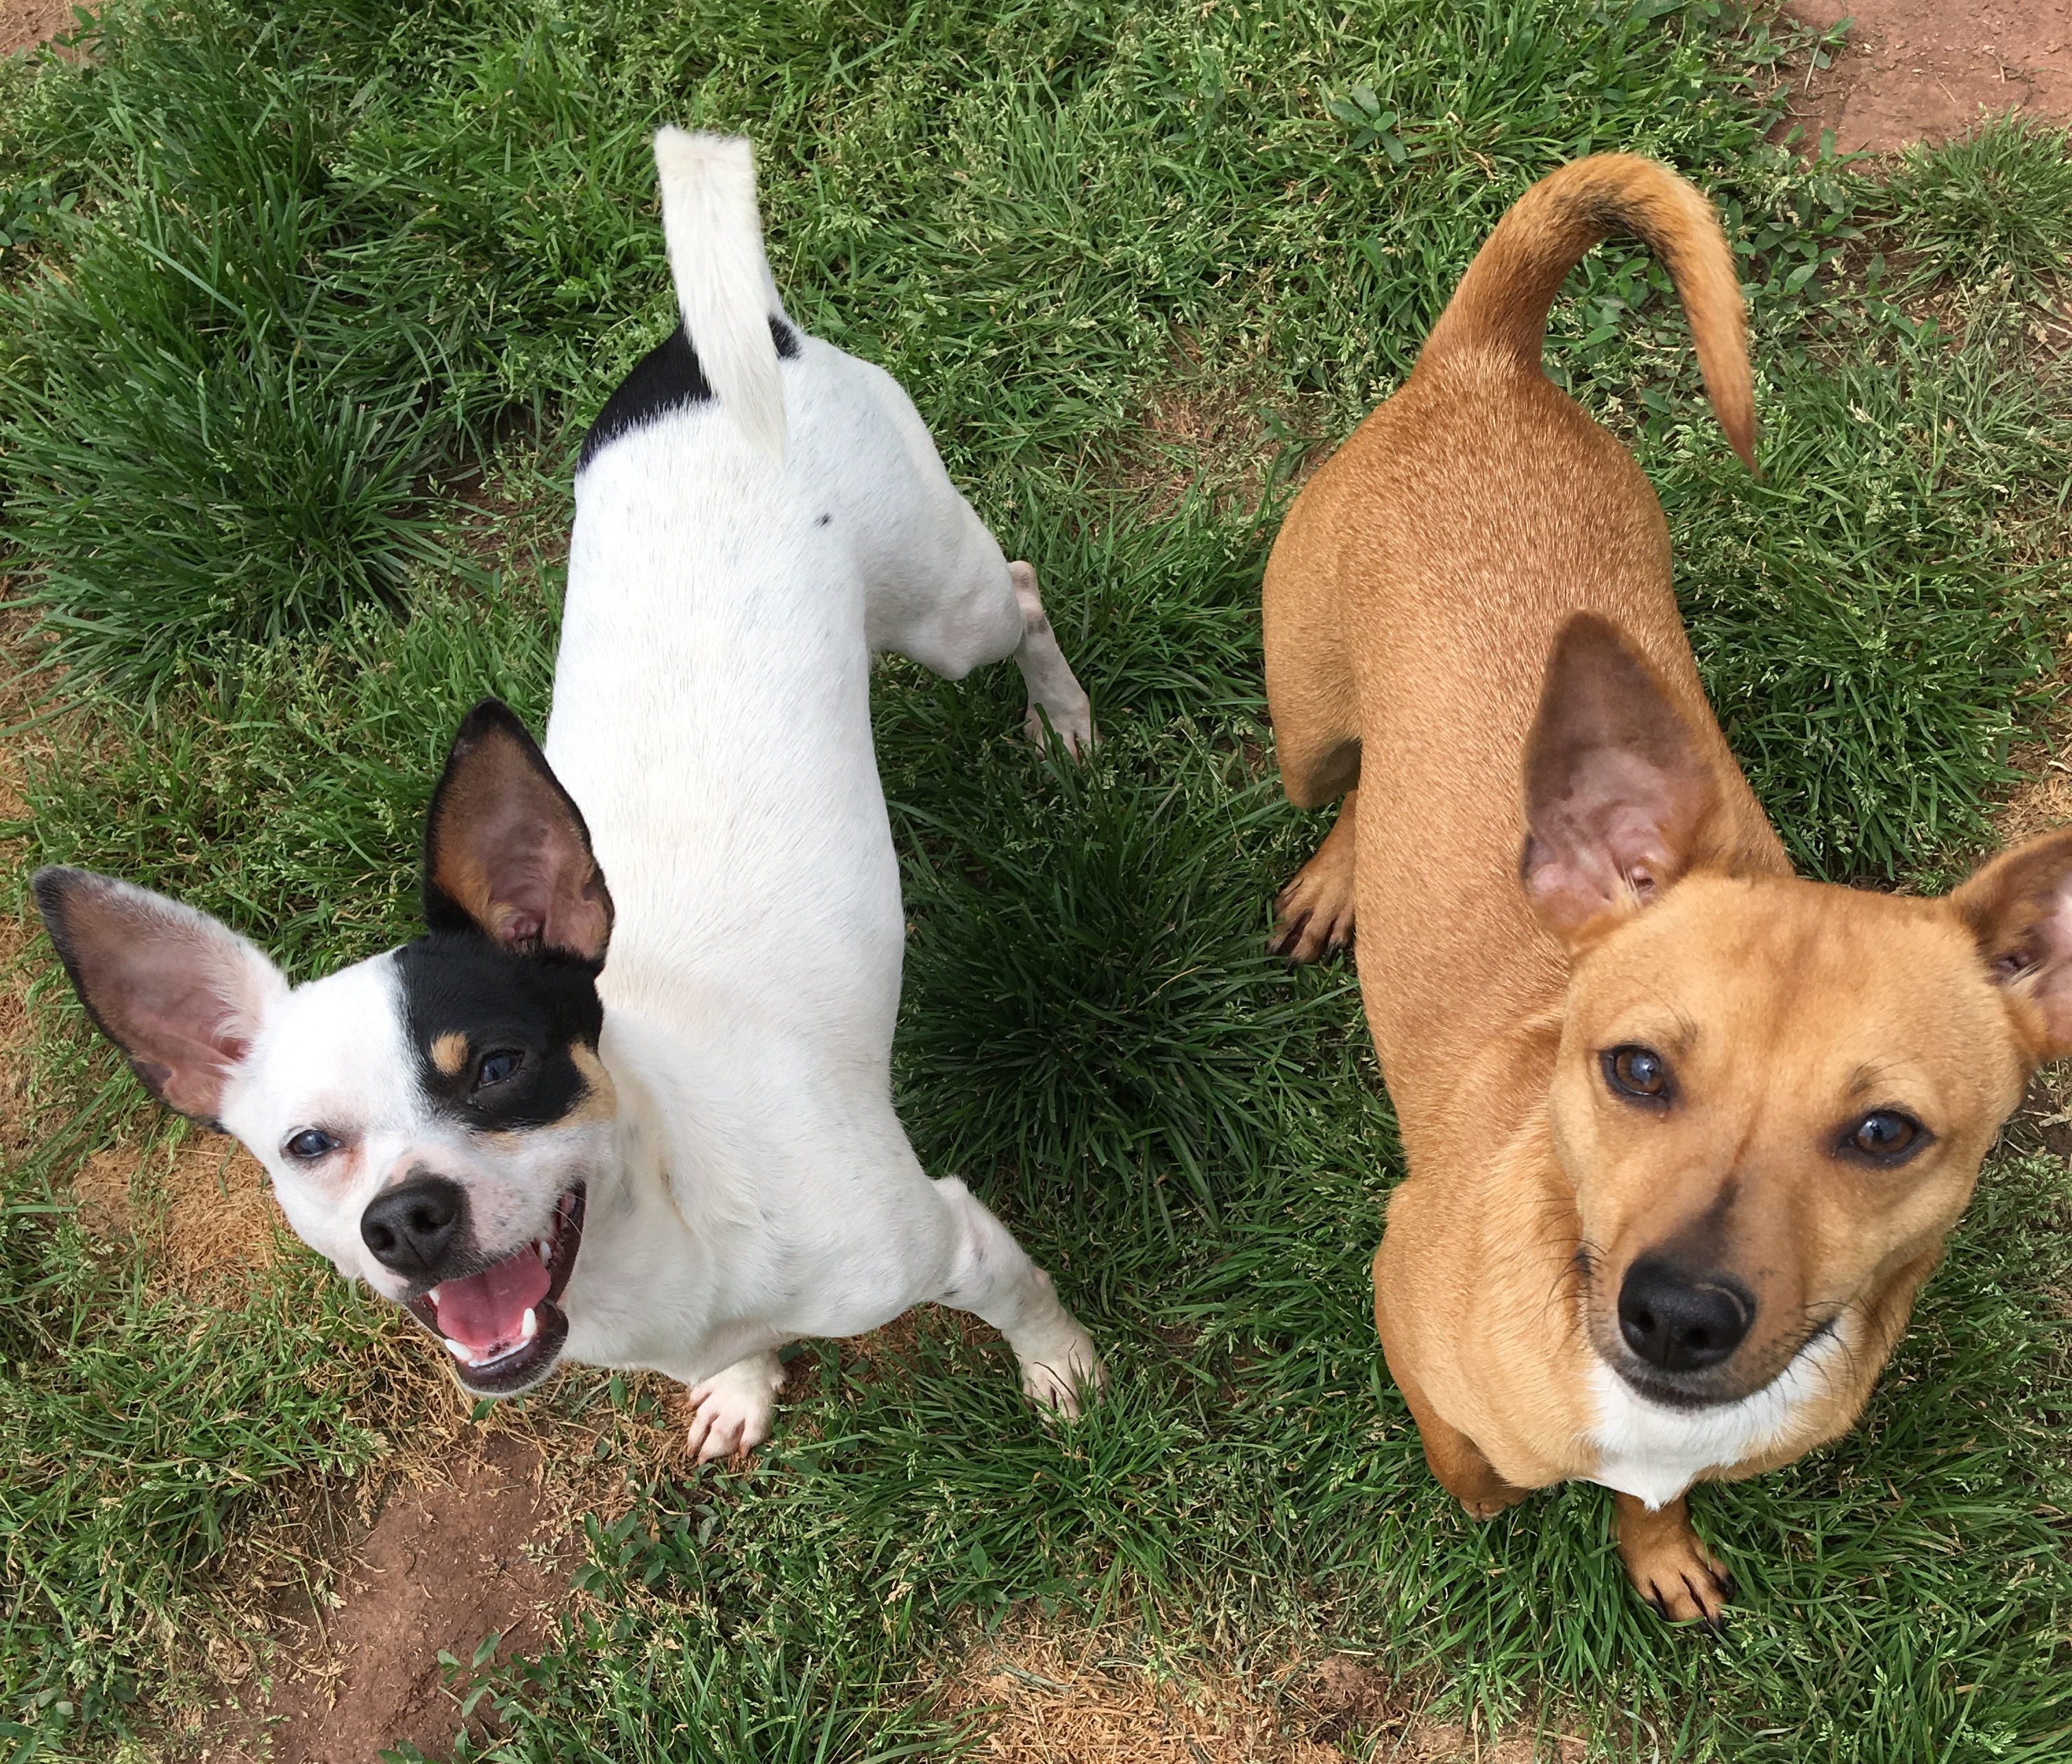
[652,127,787,463]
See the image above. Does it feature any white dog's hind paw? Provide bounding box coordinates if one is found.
[1018,1329,1105,1421]
[686,1351,787,1465]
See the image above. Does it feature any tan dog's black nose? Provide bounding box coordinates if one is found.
[362,1175,465,1277]
[1618,1260,1753,1373]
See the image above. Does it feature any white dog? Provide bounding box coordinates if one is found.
[34,129,1102,1461]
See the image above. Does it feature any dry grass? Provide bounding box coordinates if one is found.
[1110,342,1333,522]
[1999,751,2072,846]
[0,911,36,1166]
[72,1132,288,1295]
[937,1621,1588,1764]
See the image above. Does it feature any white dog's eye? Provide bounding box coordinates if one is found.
[475,1049,523,1090]
[284,1128,337,1160]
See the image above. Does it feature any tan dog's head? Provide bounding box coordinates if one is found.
[1525,615,2072,1410]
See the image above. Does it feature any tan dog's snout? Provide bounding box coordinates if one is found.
[1614,1256,1753,1377]
[1583,1186,1814,1406]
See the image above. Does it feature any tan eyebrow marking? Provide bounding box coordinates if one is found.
[566,1042,618,1125]
[430,1031,470,1078]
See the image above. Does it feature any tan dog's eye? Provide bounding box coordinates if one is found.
[475,1049,523,1091]
[1843,1110,1926,1164]
[1601,1044,1670,1102]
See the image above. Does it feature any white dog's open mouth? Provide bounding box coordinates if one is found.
[406,1186,586,1395]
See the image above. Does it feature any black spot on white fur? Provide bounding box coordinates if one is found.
[393,932,606,1130]
[578,316,800,471]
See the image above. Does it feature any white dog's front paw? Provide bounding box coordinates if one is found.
[1023,696,1096,759]
[1009,559,1096,759]
[1018,1328,1105,1420]
[686,1352,787,1465]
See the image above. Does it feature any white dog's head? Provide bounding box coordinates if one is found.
[34,700,617,1397]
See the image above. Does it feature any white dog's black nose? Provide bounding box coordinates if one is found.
[361,1175,465,1277]
[1618,1258,1753,1372]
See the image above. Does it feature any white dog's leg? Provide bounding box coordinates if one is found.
[1009,561,1096,756]
[686,1349,789,1464]
[932,1176,1103,1416]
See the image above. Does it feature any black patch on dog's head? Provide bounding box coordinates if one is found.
[395,931,607,1131]
[578,315,800,471]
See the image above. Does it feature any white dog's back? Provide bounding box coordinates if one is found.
[546,134,1016,1055]
[541,130,1100,1436]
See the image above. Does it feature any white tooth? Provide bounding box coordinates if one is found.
[426,1287,441,1308]
[445,1338,472,1362]
[521,1307,538,1341]
[538,1239,552,1265]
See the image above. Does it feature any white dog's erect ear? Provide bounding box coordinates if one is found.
[1951,824,2072,1063]
[32,867,288,1125]
[423,699,614,964]
[1520,613,1728,946]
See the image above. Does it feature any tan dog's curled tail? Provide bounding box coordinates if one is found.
[1418,154,1755,473]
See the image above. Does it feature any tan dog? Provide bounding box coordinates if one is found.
[1262,155,2072,1623]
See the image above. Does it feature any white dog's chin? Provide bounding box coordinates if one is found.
[404,1186,587,1395]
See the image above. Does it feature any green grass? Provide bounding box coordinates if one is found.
[1875,111,2072,295]
[1,0,2070,1759]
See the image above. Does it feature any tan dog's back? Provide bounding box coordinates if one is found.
[1263,156,1780,1165]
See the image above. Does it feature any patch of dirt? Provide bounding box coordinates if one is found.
[202,1434,575,1764]
[72,1131,288,1294]
[1785,0,2072,153]
[1997,1062,2072,1160]
[939,1626,1586,1763]
[0,0,77,58]
[1116,341,1332,519]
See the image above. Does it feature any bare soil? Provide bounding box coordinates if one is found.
[1786,0,2072,153]
[0,0,79,58]
[202,1434,574,1764]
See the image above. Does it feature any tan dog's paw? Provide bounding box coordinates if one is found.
[686,1350,788,1465]
[1459,1486,1531,1522]
[1270,793,1357,963]
[1614,1493,1733,1626]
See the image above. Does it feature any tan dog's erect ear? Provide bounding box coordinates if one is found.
[1520,613,1727,944]
[1951,825,2072,1062]
[30,868,288,1125]
[423,700,615,964]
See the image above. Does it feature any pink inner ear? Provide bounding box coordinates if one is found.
[426,720,613,963]
[473,811,605,957]
[40,872,282,1124]
[1523,752,1690,938]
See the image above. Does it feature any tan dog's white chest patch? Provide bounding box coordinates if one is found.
[1585,1326,1851,1510]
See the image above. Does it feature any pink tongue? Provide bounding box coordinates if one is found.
[436,1251,552,1353]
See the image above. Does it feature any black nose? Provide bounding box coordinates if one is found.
[1617,1258,1753,1373]
[361,1175,465,1277]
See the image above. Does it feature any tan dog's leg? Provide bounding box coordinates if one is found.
[1612,1492,1732,1624]
[1379,1314,1531,1519]
[1270,789,1358,961]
